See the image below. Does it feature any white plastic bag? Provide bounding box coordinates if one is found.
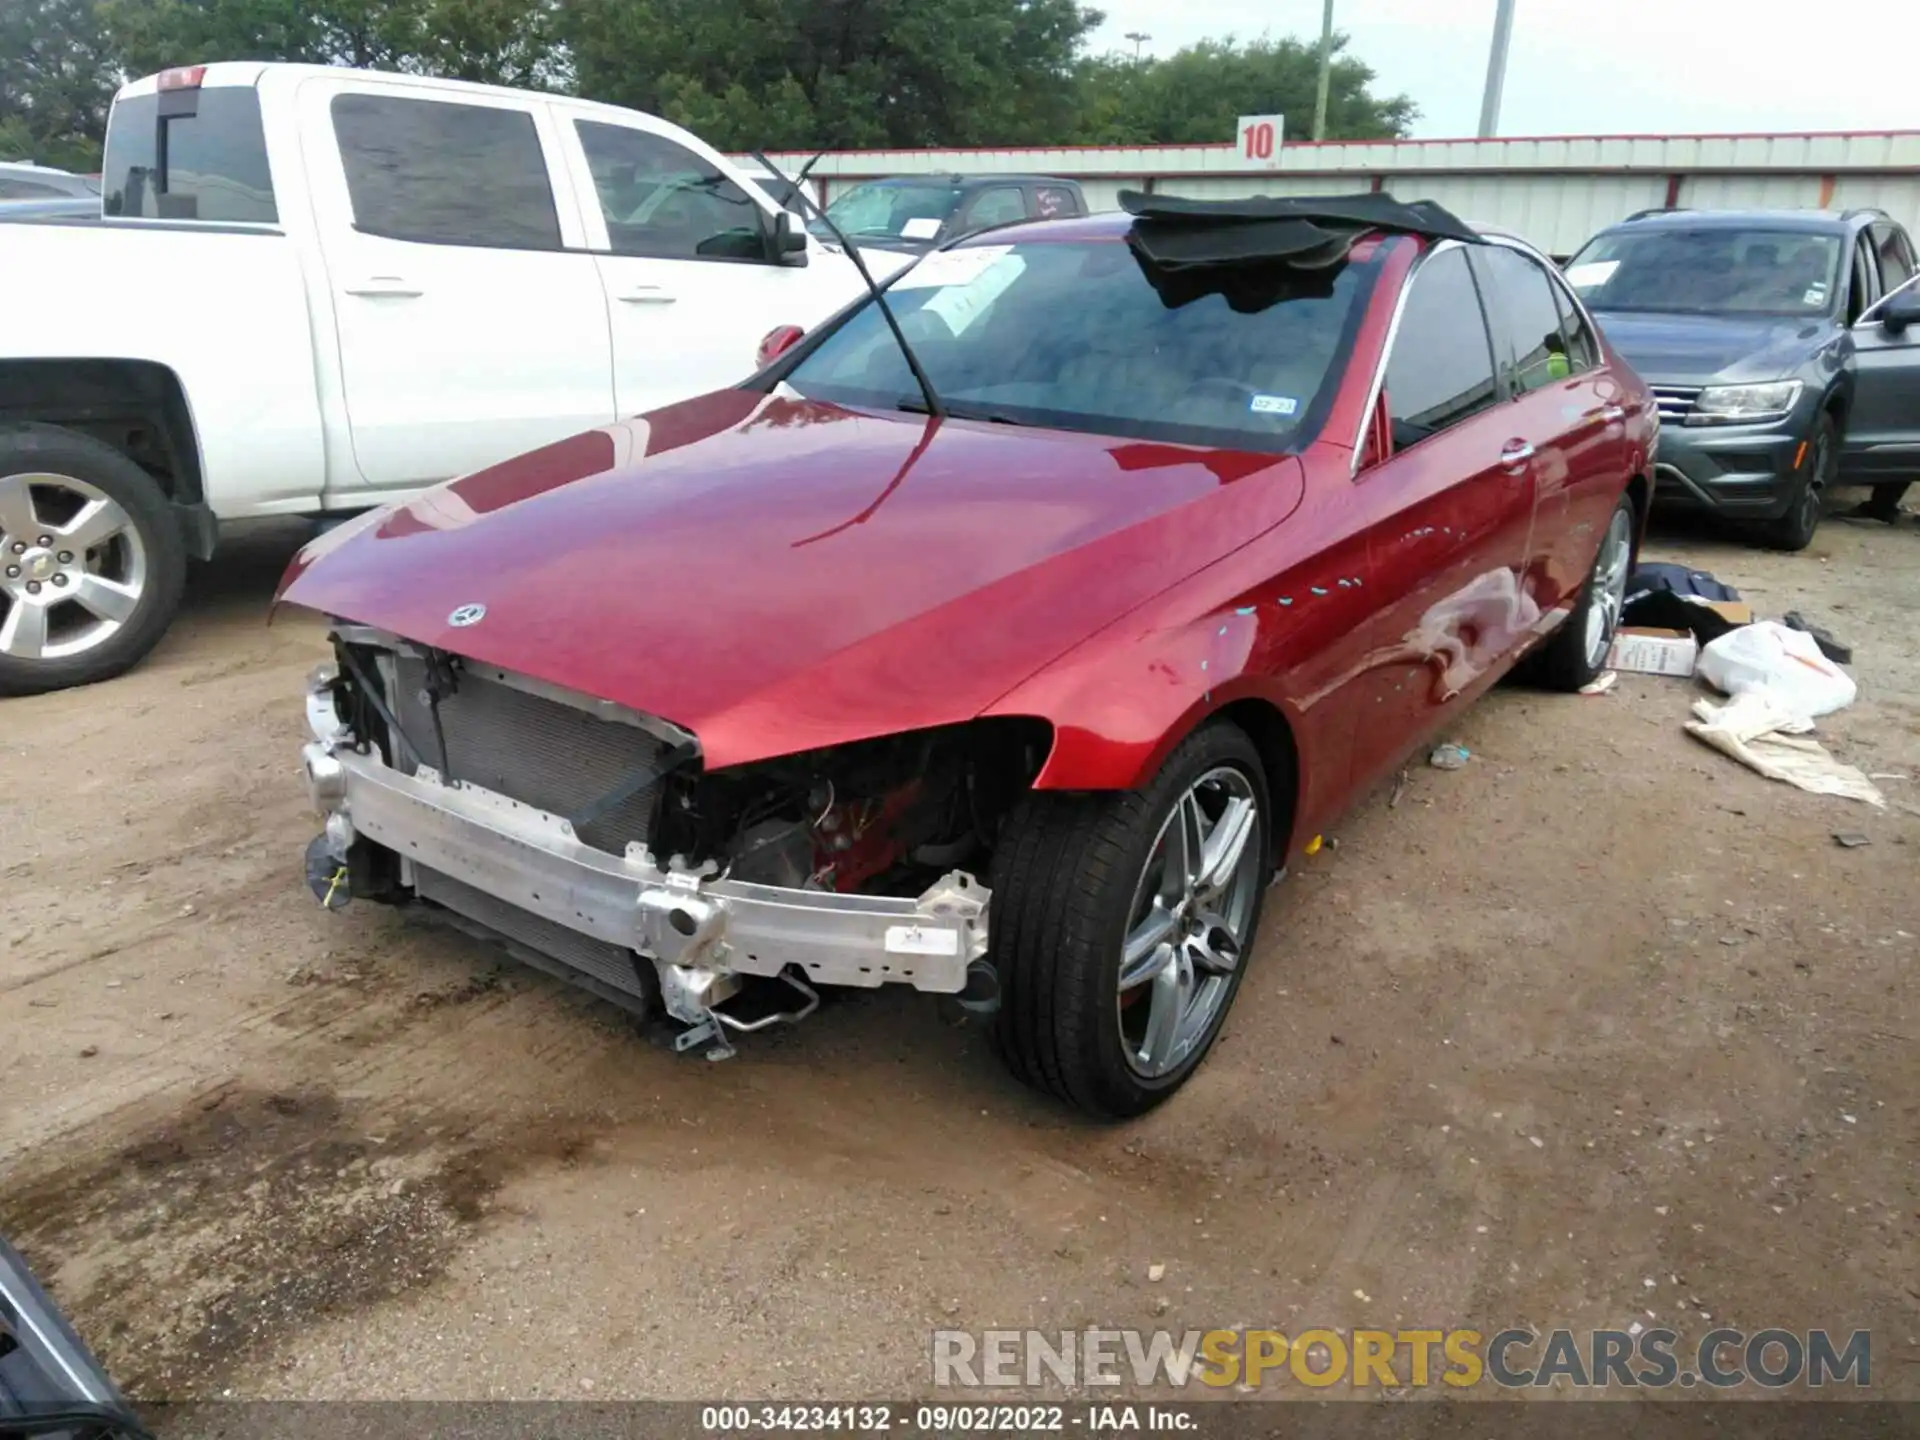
[1695,621,1857,717]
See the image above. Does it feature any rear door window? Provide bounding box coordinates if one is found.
[1548,275,1600,374]
[574,121,768,262]
[102,85,278,223]
[331,94,561,251]
[1475,245,1576,395]
[1382,247,1499,450]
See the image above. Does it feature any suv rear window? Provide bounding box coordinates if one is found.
[784,239,1375,451]
[102,86,278,223]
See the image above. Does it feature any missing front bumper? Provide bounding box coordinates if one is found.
[300,733,991,1005]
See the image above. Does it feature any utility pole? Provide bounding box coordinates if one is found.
[1311,0,1335,140]
[1477,0,1517,138]
[1124,30,1151,60]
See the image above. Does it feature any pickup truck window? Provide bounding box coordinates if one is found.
[574,121,767,263]
[964,187,1028,231]
[332,94,562,252]
[102,86,277,223]
[1034,185,1079,219]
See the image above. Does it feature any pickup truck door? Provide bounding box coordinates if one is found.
[553,106,860,416]
[299,76,615,493]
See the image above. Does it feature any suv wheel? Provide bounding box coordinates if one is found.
[1759,412,1836,552]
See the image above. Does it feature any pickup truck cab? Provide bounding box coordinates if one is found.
[0,63,906,695]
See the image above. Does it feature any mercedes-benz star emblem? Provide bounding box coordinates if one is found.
[448,603,487,628]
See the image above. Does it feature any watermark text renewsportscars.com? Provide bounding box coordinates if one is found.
[931,1327,1870,1391]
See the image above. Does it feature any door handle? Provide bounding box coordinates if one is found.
[344,276,422,298]
[1500,440,1536,468]
[617,285,678,305]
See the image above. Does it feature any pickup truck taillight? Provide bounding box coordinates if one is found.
[758,325,805,368]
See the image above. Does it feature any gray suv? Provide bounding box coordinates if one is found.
[1564,208,1920,548]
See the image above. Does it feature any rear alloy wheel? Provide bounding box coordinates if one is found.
[990,722,1271,1118]
[0,424,186,696]
[1534,493,1635,692]
[1759,412,1835,552]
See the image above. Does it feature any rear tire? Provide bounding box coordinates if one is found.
[0,424,186,697]
[989,722,1272,1119]
[1758,412,1835,552]
[1534,493,1636,692]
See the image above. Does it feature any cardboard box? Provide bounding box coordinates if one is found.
[1696,599,1753,626]
[1608,626,1700,677]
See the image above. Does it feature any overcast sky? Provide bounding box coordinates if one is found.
[1090,0,1920,139]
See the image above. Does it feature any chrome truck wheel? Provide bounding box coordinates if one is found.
[0,426,185,697]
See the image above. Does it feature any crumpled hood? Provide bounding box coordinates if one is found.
[1591,310,1831,385]
[278,391,1305,769]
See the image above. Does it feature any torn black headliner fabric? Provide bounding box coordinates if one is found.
[1119,190,1482,273]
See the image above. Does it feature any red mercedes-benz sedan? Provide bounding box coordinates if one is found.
[279,194,1656,1118]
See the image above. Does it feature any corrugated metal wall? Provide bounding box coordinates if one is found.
[740,131,1920,258]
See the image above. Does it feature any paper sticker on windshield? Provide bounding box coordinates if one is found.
[1250,394,1299,416]
[1565,260,1619,289]
[1803,282,1829,306]
[893,245,1015,290]
[921,255,1027,336]
[899,217,943,240]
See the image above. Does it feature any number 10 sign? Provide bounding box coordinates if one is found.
[1236,114,1285,168]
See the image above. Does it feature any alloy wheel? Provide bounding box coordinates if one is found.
[1116,766,1264,1079]
[1583,506,1634,669]
[0,472,149,662]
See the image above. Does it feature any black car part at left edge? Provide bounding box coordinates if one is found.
[0,1236,151,1440]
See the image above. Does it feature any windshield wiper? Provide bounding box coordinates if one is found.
[895,397,1027,426]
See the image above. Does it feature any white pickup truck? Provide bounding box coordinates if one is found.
[0,62,902,695]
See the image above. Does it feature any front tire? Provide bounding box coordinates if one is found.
[990,722,1272,1119]
[1758,411,1835,552]
[0,424,186,697]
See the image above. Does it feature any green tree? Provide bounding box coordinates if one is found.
[1072,34,1414,146]
[560,0,1103,151]
[0,0,120,169]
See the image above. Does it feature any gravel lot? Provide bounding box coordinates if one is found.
[3,508,1915,1402]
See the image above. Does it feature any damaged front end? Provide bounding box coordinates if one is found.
[301,625,1046,1054]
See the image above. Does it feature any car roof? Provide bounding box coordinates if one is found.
[1606,208,1870,235]
[0,161,96,195]
[861,174,1076,189]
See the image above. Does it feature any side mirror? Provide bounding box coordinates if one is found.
[1880,287,1920,335]
[772,210,809,267]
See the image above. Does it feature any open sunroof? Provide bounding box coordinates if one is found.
[1120,190,1483,272]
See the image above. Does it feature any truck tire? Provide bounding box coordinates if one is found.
[989,721,1271,1119]
[0,423,187,696]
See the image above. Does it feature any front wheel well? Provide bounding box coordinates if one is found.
[1209,698,1300,865]
[0,359,203,509]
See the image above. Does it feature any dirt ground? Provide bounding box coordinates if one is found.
[2,505,1915,1405]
